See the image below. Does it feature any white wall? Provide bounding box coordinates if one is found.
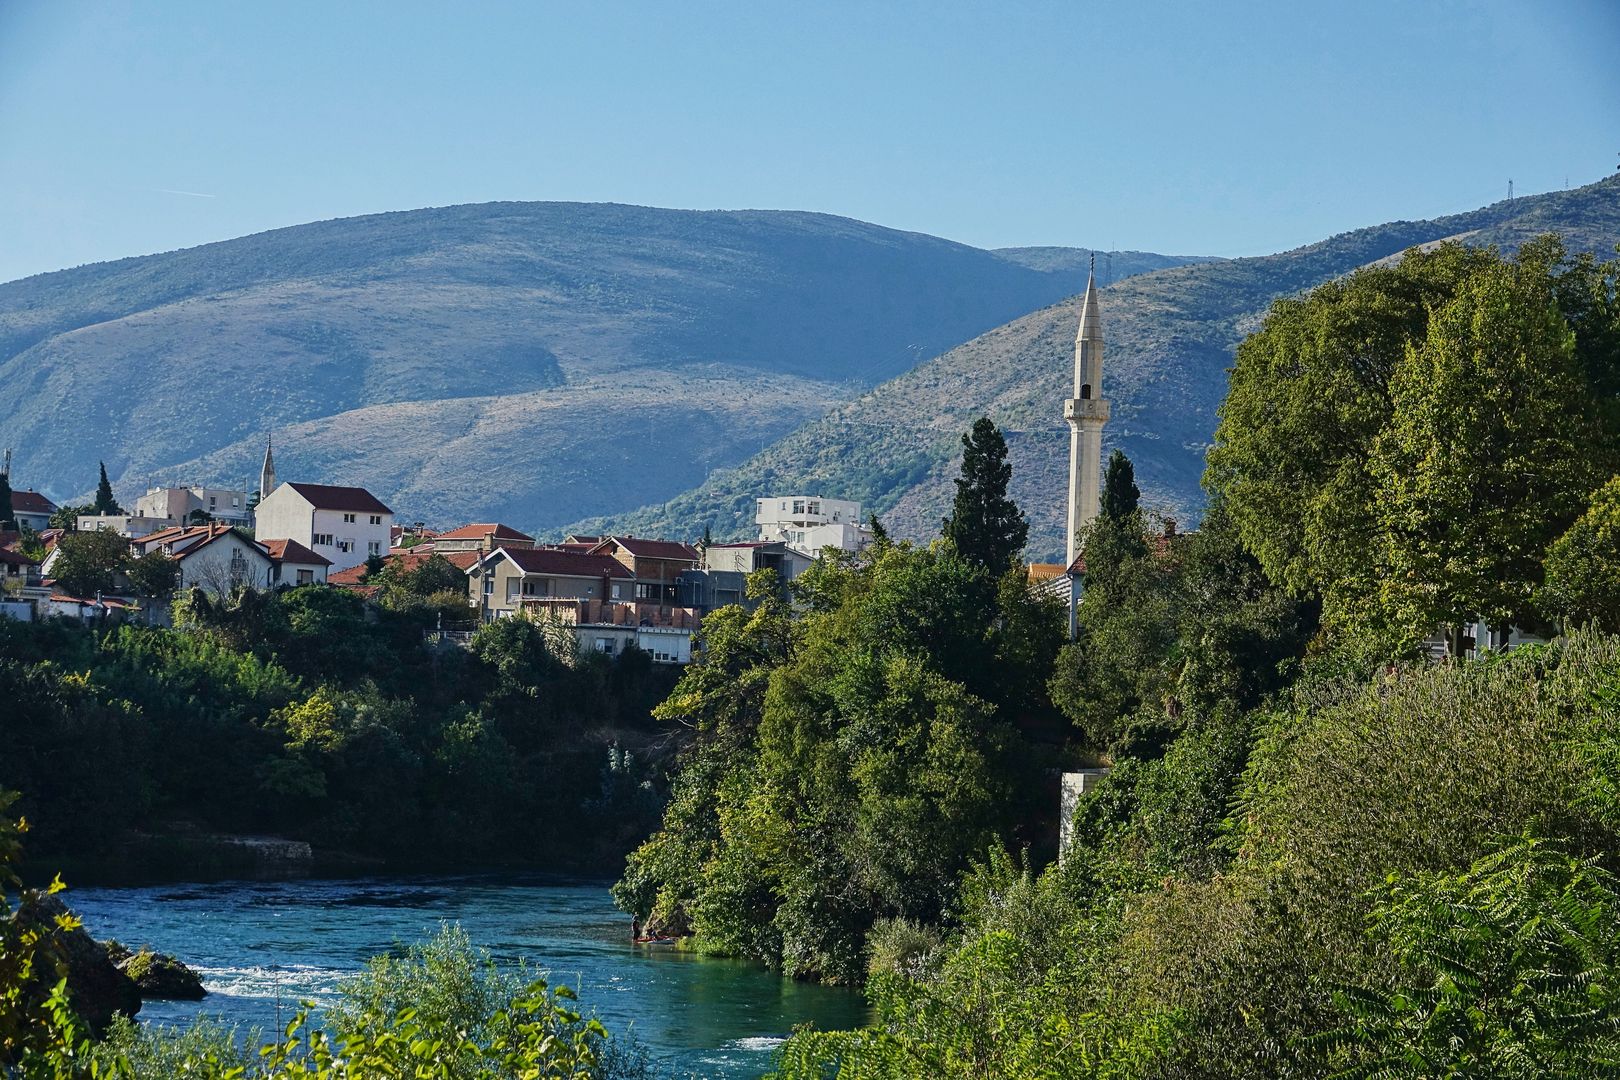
[178,533,273,594]
[254,487,391,574]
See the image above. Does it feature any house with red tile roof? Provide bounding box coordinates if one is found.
[8,490,57,532]
[433,523,537,554]
[588,536,700,604]
[253,482,394,574]
[467,546,633,620]
[261,538,333,587]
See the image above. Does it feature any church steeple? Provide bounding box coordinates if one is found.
[259,432,278,501]
[1063,255,1111,568]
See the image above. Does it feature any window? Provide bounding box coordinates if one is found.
[210,496,217,508]
[611,583,625,600]
[343,513,356,524]
[1080,384,1092,400]
[232,496,240,508]
[337,540,352,553]
[507,579,521,602]
[792,500,805,514]
[594,637,615,653]
[296,568,314,585]
[483,575,494,595]
[228,549,248,588]
[313,533,334,546]
[369,515,382,525]
[367,541,381,556]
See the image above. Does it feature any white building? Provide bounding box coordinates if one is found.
[755,496,871,558]
[253,482,394,574]
[134,485,252,527]
[76,514,179,538]
[161,526,275,594]
[261,538,332,587]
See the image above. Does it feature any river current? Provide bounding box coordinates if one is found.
[67,875,868,1079]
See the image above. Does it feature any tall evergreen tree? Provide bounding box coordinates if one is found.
[1100,449,1140,522]
[0,473,12,530]
[701,523,713,548]
[942,417,1027,571]
[93,461,123,515]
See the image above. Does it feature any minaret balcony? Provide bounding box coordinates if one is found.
[1064,398,1111,422]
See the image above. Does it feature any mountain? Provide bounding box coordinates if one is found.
[577,176,1620,558]
[0,203,1203,527]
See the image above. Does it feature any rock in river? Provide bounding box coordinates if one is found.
[118,947,207,1001]
[10,892,141,1032]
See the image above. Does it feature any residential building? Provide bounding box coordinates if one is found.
[468,547,634,620]
[134,485,253,527]
[9,490,57,532]
[0,547,41,591]
[253,482,394,574]
[143,524,275,594]
[755,496,871,557]
[76,514,180,538]
[588,536,700,605]
[433,523,538,554]
[261,538,333,587]
[702,539,812,580]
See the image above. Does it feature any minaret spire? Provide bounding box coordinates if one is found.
[259,431,278,501]
[1063,259,1110,569]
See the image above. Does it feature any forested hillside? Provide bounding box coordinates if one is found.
[584,175,1620,557]
[0,203,1200,529]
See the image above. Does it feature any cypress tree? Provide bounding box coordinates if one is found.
[0,473,12,529]
[1100,449,1140,522]
[93,461,123,515]
[942,417,1028,571]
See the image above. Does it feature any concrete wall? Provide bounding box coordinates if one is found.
[1058,769,1111,863]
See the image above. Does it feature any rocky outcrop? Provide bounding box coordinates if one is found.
[11,892,140,1032]
[118,947,206,1001]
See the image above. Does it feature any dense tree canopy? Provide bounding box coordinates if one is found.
[1206,238,1620,649]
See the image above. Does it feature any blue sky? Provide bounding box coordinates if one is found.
[1,1,1616,284]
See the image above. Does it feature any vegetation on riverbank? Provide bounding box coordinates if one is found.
[0,576,678,879]
[609,237,1620,1076]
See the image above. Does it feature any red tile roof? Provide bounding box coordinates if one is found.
[0,547,38,567]
[591,536,700,562]
[494,547,632,578]
[165,525,263,563]
[10,490,57,514]
[329,548,477,587]
[261,538,332,567]
[435,522,535,542]
[283,483,392,514]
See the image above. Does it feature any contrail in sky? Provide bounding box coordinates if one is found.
[154,188,216,198]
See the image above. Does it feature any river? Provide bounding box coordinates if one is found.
[66,875,868,1079]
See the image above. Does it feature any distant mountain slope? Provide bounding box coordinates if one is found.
[579,176,1620,557]
[0,203,1193,525]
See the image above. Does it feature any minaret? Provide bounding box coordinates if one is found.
[259,432,278,501]
[1063,256,1110,568]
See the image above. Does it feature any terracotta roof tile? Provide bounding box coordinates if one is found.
[436,522,534,542]
[10,491,57,514]
[591,536,700,561]
[283,483,392,514]
[261,538,332,567]
[494,547,632,578]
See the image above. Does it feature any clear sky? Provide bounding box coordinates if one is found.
[1,1,1616,285]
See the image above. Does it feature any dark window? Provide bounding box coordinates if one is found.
[1080,384,1092,399]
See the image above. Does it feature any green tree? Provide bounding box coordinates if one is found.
[92,462,122,515]
[46,504,92,531]
[1326,835,1620,1078]
[1100,448,1140,522]
[1540,475,1620,632]
[49,528,130,597]
[941,417,1027,572]
[1369,259,1601,644]
[124,550,180,605]
[1205,243,1498,603]
[0,474,13,530]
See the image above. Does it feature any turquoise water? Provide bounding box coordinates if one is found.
[66,875,867,1079]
